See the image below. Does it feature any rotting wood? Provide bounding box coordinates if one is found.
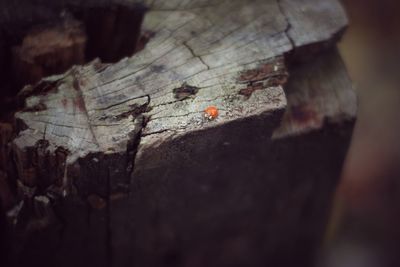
[0,0,354,267]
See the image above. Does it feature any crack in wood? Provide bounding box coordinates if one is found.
[0,1,352,265]
[71,74,100,147]
[182,41,210,70]
[276,0,296,49]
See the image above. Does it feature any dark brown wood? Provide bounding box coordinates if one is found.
[12,18,86,88]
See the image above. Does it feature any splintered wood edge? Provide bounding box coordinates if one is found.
[272,49,356,139]
[10,0,349,197]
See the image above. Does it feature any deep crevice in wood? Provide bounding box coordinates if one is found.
[70,4,147,63]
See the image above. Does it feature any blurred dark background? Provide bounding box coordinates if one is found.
[322,0,400,266]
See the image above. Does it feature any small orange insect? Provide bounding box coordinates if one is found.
[204,106,218,120]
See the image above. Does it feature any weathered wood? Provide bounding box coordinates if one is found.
[279,0,348,47]
[11,0,347,201]
[0,0,355,266]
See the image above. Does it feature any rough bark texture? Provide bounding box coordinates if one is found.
[0,1,355,267]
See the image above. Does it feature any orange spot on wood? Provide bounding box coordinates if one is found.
[204,106,219,120]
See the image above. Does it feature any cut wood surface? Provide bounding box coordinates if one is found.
[11,0,348,198]
[0,0,355,266]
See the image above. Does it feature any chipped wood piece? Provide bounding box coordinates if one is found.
[273,48,356,139]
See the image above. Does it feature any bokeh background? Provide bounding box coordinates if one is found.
[322,0,400,266]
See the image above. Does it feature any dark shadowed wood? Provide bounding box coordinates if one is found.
[12,17,86,87]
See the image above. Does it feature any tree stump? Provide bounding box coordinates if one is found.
[0,1,355,267]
